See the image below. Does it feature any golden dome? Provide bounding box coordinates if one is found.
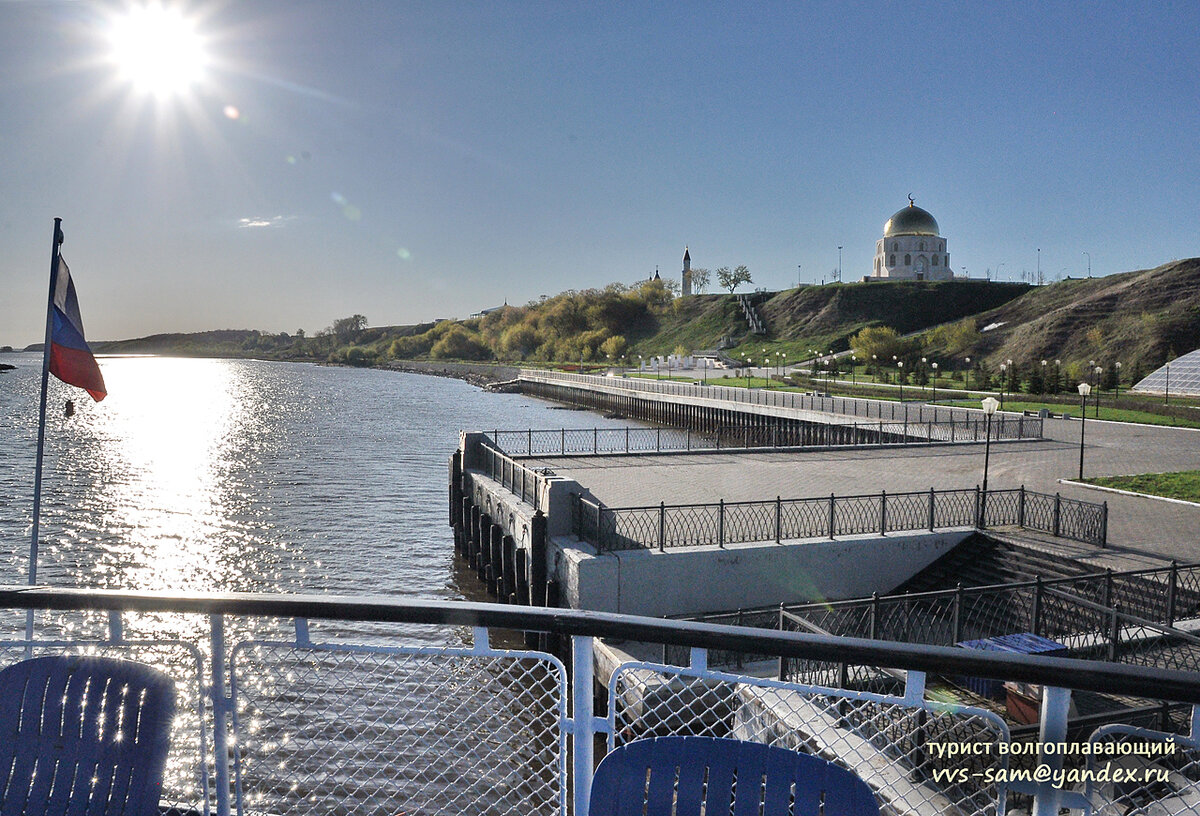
[884,202,940,237]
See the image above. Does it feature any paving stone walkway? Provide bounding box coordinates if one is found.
[530,415,1200,568]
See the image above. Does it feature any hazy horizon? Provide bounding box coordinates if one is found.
[3,2,1198,348]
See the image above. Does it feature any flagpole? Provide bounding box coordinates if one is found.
[27,218,63,643]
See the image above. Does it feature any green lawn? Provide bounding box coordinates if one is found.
[1083,471,1200,503]
[942,399,1200,429]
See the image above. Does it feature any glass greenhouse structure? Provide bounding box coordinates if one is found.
[1131,348,1200,397]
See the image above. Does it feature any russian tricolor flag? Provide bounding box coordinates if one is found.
[49,257,106,401]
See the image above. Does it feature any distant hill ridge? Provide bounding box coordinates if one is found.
[70,258,1200,373]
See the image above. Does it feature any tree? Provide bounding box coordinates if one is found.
[332,314,368,344]
[690,267,711,293]
[716,265,752,294]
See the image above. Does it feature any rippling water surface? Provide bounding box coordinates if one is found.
[0,354,618,599]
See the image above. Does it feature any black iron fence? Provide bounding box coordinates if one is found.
[518,369,1044,439]
[487,413,1034,456]
[671,562,1200,682]
[474,440,544,505]
[572,485,1107,552]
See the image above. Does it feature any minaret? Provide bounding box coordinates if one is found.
[681,246,692,296]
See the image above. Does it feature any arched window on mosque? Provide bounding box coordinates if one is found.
[892,242,898,252]
[904,254,911,265]
[889,254,895,266]
[932,255,939,266]
[919,241,926,251]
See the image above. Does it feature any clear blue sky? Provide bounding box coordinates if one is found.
[2,1,1198,346]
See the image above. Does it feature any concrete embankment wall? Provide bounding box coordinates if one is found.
[450,434,971,619]
[553,529,972,617]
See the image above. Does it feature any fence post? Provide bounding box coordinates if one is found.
[1018,485,1026,529]
[928,487,936,531]
[953,583,964,642]
[974,485,982,528]
[828,493,836,539]
[718,500,725,548]
[1101,501,1108,547]
[869,592,879,640]
[687,427,691,451]
[775,496,782,543]
[593,427,598,454]
[1168,561,1178,627]
[561,427,565,454]
[658,502,665,552]
[626,427,630,454]
[1107,604,1121,662]
[657,427,661,452]
[880,490,887,535]
[1103,568,1113,608]
[1031,576,1043,636]
[1053,493,1061,537]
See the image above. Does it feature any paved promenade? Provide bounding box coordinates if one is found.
[531,415,1200,569]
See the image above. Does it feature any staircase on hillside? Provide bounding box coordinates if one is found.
[736,293,767,335]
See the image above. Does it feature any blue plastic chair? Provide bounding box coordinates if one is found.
[0,655,176,816]
[591,736,879,816]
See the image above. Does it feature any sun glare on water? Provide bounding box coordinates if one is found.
[107,3,207,97]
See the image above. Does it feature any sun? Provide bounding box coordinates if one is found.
[107,4,207,97]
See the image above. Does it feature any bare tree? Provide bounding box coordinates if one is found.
[716,265,752,294]
[690,267,711,293]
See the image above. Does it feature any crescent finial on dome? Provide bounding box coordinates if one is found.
[908,193,915,207]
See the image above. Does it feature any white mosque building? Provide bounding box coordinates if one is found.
[871,197,953,281]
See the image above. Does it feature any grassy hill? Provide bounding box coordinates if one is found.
[918,259,1200,375]
[88,259,1200,382]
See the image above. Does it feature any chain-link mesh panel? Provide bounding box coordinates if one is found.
[1085,727,1200,816]
[232,641,566,816]
[610,662,1011,816]
[0,639,211,815]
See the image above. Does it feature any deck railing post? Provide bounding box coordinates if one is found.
[775,496,782,543]
[625,427,630,454]
[659,502,666,551]
[880,490,887,535]
[1031,686,1074,816]
[571,635,596,816]
[828,493,836,539]
[718,500,725,548]
[1018,485,1026,529]
[528,428,532,455]
[928,487,936,531]
[1053,492,1062,537]
[1107,605,1121,662]
[593,427,597,454]
[210,614,233,816]
[1101,501,1108,547]
[869,592,879,640]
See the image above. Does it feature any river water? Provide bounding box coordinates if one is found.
[0,353,621,600]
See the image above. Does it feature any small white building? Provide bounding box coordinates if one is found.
[871,198,953,281]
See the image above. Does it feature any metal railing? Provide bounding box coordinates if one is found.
[519,369,1044,440]
[486,412,1032,456]
[673,562,1200,676]
[572,486,1108,551]
[3,586,1200,816]
[476,439,545,505]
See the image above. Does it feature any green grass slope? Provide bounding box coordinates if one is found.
[941,259,1200,370]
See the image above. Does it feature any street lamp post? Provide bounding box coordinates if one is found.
[981,396,999,524]
[931,362,938,404]
[1114,361,1122,401]
[1078,382,1091,480]
[837,246,843,282]
[851,355,857,392]
[999,363,1007,410]
[1083,251,1091,278]
[921,357,927,400]
[897,361,904,402]
[1094,366,1103,417]
[1040,359,1048,396]
[965,357,971,390]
